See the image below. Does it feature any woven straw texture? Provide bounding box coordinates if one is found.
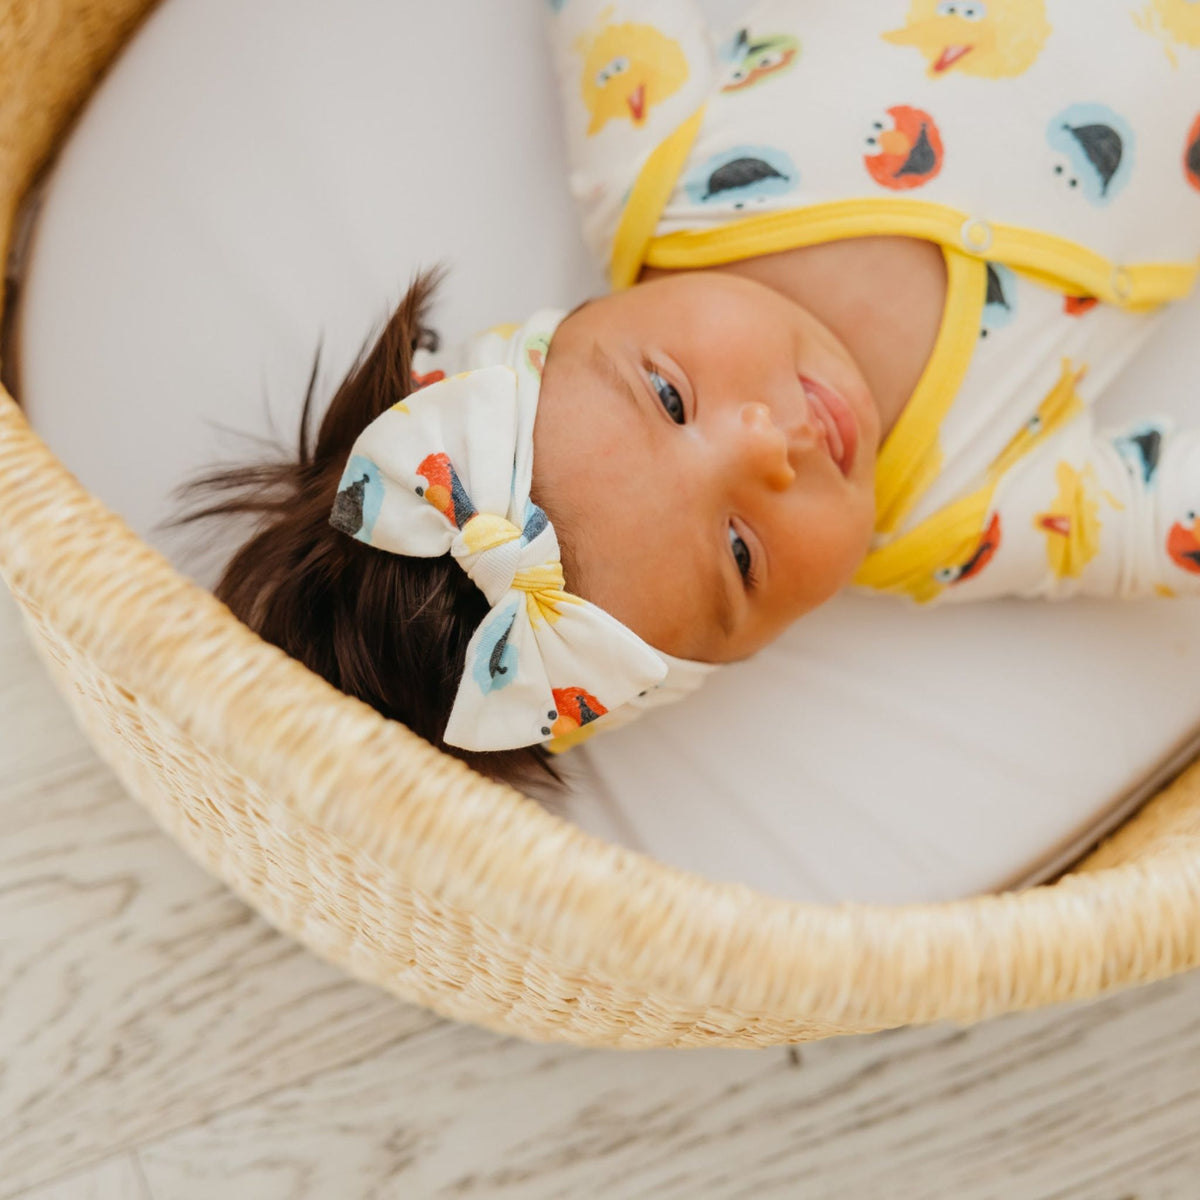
[3,0,1200,1049]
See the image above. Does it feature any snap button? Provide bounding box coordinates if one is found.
[960,217,993,254]
[1111,265,1133,303]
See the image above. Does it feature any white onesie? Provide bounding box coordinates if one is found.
[542,0,1200,603]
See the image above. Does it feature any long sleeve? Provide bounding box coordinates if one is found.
[893,410,1200,605]
[968,412,1200,601]
[541,0,714,280]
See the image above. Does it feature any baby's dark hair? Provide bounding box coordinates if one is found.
[164,265,561,792]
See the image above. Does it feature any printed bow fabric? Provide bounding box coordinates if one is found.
[328,312,670,752]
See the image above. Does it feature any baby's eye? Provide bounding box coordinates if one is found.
[648,369,685,424]
[729,525,753,584]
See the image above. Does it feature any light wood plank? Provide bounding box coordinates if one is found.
[0,599,99,804]
[15,1155,151,1200]
[134,975,1200,1200]
[0,583,442,1198]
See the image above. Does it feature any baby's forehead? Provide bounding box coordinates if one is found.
[548,281,671,343]
[542,316,622,394]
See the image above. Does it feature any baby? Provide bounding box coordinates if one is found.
[170,0,1200,788]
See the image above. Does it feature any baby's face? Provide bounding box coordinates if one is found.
[532,271,881,663]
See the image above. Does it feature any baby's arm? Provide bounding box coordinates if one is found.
[933,411,1200,603]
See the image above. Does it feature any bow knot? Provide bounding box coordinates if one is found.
[454,513,525,605]
[511,563,579,626]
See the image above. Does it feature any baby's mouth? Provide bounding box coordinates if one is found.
[799,375,856,476]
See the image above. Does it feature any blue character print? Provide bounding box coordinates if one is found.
[684,145,797,210]
[1114,420,1166,487]
[980,262,1017,338]
[329,454,384,541]
[472,601,520,694]
[521,500,549,544]
[1046,103,1135,205]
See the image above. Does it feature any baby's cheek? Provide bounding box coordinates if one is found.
[841,492,878,572]
[802,499,876,598]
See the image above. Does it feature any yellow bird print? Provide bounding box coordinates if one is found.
[853,484,1002,604]
[986,358,1087,482]
[1033,461,1121,579]
[576,12,689,136]
[882,0,1052,79]
[1133,0,1200,67]
[857,359,1089,603]
[483,322,521,340]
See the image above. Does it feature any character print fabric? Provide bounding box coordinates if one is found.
[543,0,1200,605]
[546,0,1200,288]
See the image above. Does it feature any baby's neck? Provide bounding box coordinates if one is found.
[640,236,947,441]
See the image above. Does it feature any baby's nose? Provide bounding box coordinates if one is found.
[737,402,796,490]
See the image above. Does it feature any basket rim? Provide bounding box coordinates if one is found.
[3,385,1200,1022]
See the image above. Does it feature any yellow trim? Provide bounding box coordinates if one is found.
[854,355,1092,598]
[873,247,986,536]
[852,481,994,595]
[546,722,603,755]
[609,105,707,291]
[644,198,1200,311]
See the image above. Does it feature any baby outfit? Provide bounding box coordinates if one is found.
[543,0,1200,604]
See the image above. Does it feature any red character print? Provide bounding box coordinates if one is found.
[1167,510,1200,574]
[864,105,945,191]
[411,368,446,389]
[416,452,476,529]
[550,686,608,737]
[934,512,1002,585]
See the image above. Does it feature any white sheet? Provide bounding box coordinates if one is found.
[14,0,1200,903]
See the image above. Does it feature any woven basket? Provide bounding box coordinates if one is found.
[3,0,1200,1049]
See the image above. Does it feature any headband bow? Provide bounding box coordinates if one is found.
[328,312,672,751]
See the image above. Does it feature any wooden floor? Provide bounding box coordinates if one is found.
[3,580,1200,1200]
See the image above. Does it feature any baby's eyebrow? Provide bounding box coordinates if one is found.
[589,341,644,421]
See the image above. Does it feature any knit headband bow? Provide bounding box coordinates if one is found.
[328,309,679,752]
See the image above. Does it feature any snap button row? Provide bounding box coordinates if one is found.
[960,216,993,254]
